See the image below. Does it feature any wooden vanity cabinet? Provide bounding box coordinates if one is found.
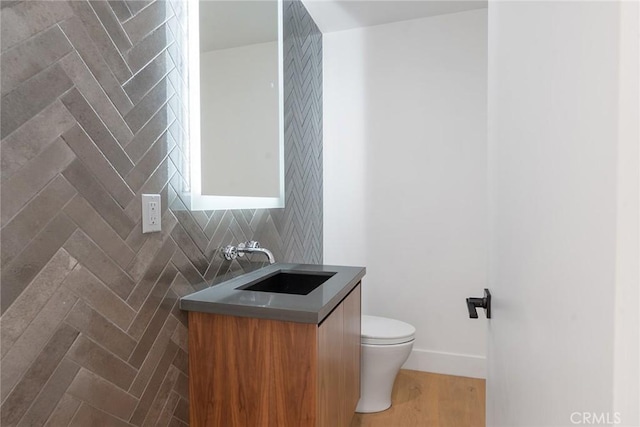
[188,284,361,427]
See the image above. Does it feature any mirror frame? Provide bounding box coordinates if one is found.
[188,0,285,211]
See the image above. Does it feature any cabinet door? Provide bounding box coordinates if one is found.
[318,298,344,427]
[189,312,317,427]
[342,284,361,419]
[317,284,361,427]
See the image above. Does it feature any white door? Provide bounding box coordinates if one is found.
[485,1,639,426]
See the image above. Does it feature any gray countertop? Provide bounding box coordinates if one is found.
[179,263,366,324]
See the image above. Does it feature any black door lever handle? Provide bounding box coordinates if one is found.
[466,289,491,319]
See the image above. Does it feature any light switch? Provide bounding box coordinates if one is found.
[142,194,161,233]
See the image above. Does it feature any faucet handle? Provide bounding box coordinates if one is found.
[221,245,238,261]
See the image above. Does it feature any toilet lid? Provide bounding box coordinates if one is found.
[361,315,416,345]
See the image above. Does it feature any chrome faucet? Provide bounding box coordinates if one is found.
[221,241,276,264]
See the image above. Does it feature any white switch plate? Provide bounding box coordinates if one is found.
[142,194,161,233]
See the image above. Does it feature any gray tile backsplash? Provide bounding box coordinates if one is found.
[0,0,322,424]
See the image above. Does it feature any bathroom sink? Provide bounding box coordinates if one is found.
[180,263,366,323]
[237,270,336,295]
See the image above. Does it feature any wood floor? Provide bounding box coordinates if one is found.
[350,370,485,427]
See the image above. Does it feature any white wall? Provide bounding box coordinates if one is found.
[324,9,488,378]
[200,41,280,198]
[486,1,639,425]
[613,1,639,422]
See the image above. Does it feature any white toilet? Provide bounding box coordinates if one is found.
[356,315,416,413]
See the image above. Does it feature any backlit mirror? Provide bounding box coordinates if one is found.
[188,0,284,210]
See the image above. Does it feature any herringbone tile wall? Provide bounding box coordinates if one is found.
[0,0,322,425]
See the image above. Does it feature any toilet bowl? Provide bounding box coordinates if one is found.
[355,315,416,413]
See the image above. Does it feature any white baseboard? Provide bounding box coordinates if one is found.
[402,348,486,379]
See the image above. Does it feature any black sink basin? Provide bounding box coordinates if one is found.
[238,271,336,295]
